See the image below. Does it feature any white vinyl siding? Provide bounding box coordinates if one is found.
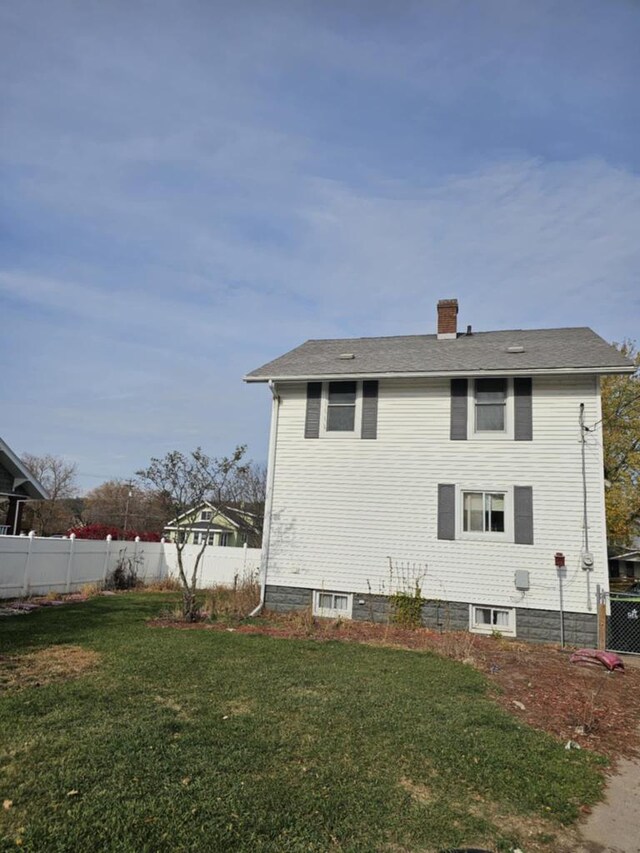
[266,374,608,616]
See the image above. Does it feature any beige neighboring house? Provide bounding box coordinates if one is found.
[163,503,262,548]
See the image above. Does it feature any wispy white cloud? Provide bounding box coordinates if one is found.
[1,0,638,488]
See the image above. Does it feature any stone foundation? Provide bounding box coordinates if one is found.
[264,584,597,646]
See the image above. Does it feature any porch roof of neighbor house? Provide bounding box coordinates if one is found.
[245,327,635,382]
[0,437,49,500]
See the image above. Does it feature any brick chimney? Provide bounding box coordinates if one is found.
[437,299,458,340]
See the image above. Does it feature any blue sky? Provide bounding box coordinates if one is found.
[1,0,639,491]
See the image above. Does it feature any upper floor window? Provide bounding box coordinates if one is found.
[326,381,357,431]
[475,378,507,432]
[451,377,531,442]
[200,510,212,521]
[305,380,378,440]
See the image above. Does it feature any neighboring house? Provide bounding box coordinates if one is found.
[245,298,635,646]
[0,437,49,534]
[609,538,640,581]
[163,503,262,547]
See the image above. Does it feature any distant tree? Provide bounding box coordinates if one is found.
[228,460,267,544]
[20,453,78,535]
[230,461,267,507]
[83,480,171,534]
[137,446,248,621]
[601,341,640,546]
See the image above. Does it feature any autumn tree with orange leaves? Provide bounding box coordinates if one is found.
[601,341,640,546]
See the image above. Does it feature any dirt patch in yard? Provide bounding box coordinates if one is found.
[0,645,100,691]
[149,612,640,761]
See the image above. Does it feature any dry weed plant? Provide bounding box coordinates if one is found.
[571,669,607,734]
[203,574,260,621]
[44,590,63,601]
[145,577,182,592]
[440,630,477,664]
[81,582,103,597]
[285,606,317,636]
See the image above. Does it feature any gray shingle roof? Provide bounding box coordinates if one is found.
[245,327,634,381]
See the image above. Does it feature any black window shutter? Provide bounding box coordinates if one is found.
[437,484,456,540]
[514,378,533,441]
[304,382,322,438]
[361,380,379,439]
[450,378,468,440]
[514,486,534,544]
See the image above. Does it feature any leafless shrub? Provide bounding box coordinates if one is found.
[440,630,478,664]
[571,670,607,734]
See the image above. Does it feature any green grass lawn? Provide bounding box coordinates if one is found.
[0,595,604,852]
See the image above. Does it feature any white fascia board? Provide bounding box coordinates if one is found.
[244,365,636,383]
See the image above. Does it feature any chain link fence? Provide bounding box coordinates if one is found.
[602,590,640,655]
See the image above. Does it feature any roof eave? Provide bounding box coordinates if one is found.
[0,438,50,500]
[244,365,636,383]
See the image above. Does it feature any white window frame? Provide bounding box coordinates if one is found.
[468,378,514,440]
[200,510,213,522]
[218,532,229,547]
[469,604,516,637]
[313,590,353,619]
[192,531,201,545]
[458,485,512,542]
[320,381,363,438]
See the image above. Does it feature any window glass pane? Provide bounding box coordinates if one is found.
[327,405,356,431]
[476,404,505,431]
[328,381,357,403]
[476,378,506,402]
[318,593,333,609]
[334,595,348,611]
[493,609,510,627]
[464,492,483,531]
[475,608,492,626]
[486,493,505,532]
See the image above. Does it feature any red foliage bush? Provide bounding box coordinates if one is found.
[68,524,161,542]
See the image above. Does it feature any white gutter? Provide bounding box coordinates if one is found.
[249,380,280,618]
[244,365,635,383]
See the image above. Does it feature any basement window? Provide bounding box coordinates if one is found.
[470,605,515,637]
[313,591,353,619]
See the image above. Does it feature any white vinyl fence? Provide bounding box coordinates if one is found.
[0,534,262,599]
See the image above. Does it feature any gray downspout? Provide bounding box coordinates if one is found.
[249,380,280,617]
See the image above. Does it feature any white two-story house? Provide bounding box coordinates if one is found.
[245,299,634,645]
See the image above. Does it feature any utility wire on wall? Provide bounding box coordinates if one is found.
[579,403,590,554]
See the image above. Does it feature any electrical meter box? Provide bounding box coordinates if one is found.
[514,570,530,591]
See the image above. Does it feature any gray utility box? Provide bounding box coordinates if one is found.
[514,570,530,591]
